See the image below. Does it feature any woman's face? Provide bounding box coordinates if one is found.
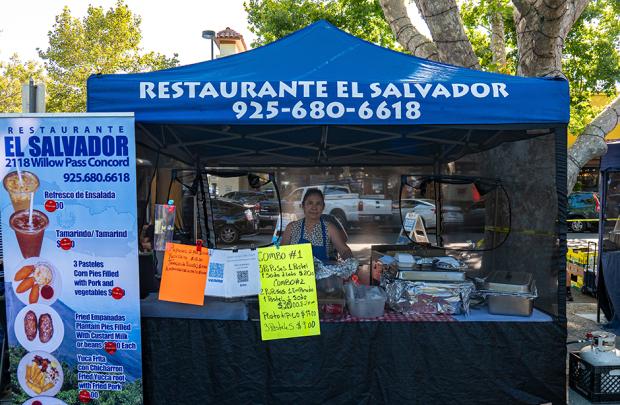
[303,194,324,221]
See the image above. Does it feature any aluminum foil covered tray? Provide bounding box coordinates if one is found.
[383,279,475,315]
[415,256,467,271]
[314,257,359,280]
[397,270,466,282]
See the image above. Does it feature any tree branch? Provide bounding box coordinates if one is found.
[568,95,620,192]
[572,0,590,17]
[511,0,536,16]
[414,0,480,68]
[490,8,507,69]
[559,0,590,38]
[379,0,440,61]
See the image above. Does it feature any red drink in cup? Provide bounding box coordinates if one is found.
[3,171,39,212]
[10,209,48,258]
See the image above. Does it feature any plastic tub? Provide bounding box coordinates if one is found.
[345,284,387,318]
[316,275,344,297]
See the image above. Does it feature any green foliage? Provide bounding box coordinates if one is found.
[9,346,28,404]
[0,55,46,112]
[563,0,620,135]
[39,0,178,112]
[244,0,399,49]
[459,0,517,74]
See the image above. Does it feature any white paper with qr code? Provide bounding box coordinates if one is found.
[205,249,261,297]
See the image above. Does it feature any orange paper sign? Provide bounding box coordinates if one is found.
[159,242,209,305]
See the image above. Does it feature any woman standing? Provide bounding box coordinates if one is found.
[281,188,352,261]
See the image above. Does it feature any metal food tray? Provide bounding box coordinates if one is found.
[479,271,537,316]
[483,271,533,293]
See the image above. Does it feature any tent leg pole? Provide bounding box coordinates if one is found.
[434,160,442,247]
[555,125,568,324]
[597,170,607,324]
[197,161,212,248]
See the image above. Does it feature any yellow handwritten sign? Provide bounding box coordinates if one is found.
[159,242,209,306]
[258,243,320,340]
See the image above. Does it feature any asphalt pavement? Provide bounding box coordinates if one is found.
[566,232,604,405]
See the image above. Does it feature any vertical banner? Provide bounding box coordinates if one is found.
[0,114,142,404]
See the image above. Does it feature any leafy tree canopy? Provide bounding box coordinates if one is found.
[39,0,178,112]
[459,0,517,73]
[0,55,46,113]
[563,0,620,134]
[244,0,398,49]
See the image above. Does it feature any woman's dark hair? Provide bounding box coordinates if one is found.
[302,188,325,206]
[139,224,155,252]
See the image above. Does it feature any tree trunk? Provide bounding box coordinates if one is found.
[380,0,479,68]
[379,0,440,61]
[487,0,589,313]
[379,1,619,310]
[489,8,507,68]
[413,0,481,68]
[513,0,589,77]
[568,95,620,192]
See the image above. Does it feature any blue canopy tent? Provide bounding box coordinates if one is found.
[88,21,570,405]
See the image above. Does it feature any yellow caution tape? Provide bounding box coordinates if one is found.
[566,218,620,222]
[484,226,555,237]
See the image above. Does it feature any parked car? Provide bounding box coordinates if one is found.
[222,191,280,227]
[392,199,469,231]
[208,198,259,244]
[568,192,600,232]
[284,185,392,229]
[392,198,437,229]
[463,201,486,232]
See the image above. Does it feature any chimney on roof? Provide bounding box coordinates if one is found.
[215,27,247,58]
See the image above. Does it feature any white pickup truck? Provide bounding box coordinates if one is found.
[283,185,392,229]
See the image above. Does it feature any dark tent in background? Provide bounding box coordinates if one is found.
[598,142,620,328]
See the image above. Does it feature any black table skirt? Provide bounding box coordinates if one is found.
[141,318,566,405]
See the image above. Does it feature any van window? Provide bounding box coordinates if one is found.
[569,193,594,208]
[324,186,349,195]
[288,189,304,201]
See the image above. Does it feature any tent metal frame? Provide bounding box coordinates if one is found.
[135,123,530,168]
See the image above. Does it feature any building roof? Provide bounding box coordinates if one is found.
[216,27,247,50]
[217,27,242,40]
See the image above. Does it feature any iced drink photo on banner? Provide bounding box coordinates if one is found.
[3,169,39,211]
[9,205,48,259]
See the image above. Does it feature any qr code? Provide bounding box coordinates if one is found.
[209,263,224,279]
[236,270,249,283]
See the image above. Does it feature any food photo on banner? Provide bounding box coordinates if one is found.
[0,114,143,404]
